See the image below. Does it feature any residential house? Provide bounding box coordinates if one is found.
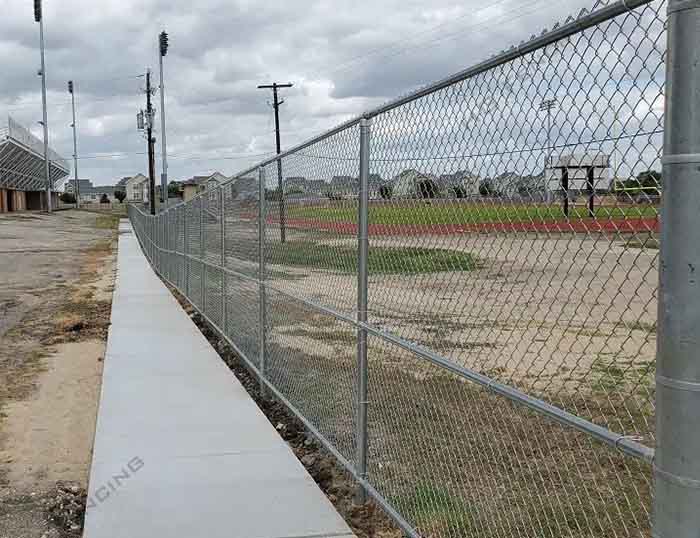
[181,172,228,202]
[437,170,480,197]
[125,174,149,203]
[392,169,440,198]
[64,179,118,202]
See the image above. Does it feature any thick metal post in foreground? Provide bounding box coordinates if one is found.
[355,118,371,504]
[258,167,267,398]
[655,2,700,536]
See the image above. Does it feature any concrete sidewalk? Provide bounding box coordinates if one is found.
[84,221,354,538]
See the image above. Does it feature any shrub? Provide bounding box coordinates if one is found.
[100,193,110,204]
[114,190,126,203]
[60,192,76,204]
[379,184,393,200]
[479,180,500,197]
[417,179,439,199]
[452,185,468,199]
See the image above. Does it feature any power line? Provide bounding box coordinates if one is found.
[75,150,273,161]
[307,0,552,81]
[316,0,515,77]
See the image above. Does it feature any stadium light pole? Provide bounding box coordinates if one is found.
[68,81,79,207]
[539,98,557,205]
[35,0,52,212]
[158,31,169,208]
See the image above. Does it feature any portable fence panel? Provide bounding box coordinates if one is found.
[127,1,669,536]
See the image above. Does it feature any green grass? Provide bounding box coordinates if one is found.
[398,483,476,536]
[94,214,120,230]
[268,241,478,274]
[286,202,659,227]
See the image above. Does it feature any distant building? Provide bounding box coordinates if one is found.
[125,174,149,203]
[0,116,69,212]
[437,170,480,196]
[65,179,118,203]
[392,169,439,198]
[328,175,357,194]
[64,179,93,197]
[181,172,228,202]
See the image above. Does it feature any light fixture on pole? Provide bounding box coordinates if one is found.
[158,31,169,208]
[35,0,52,212]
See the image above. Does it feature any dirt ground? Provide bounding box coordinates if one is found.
[0,210,118,538]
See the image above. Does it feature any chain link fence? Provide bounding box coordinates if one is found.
[129,0,677,535]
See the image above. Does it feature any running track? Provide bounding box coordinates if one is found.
[267,216,660,236]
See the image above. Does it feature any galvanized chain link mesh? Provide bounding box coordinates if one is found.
[128,1,664,536]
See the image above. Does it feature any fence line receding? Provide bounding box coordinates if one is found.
[128,1,694,536]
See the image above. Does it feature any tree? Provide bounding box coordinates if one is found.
[100,193,110,204]
[615,170,661,196]
[60,192,76,204]
[168,182,182,197]
[452,185,468,199]
[417,178,438,199]
[379,184,393,200]
[114,190,126,203]
[479,179,499,197]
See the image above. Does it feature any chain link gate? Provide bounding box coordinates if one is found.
[127,0,700,535]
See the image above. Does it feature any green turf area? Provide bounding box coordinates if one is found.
[268,241,477,274]
[286,202,659,226]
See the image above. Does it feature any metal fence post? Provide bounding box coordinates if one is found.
[258,167,267,398]
[200,196,205,314]
[656,2,700,536]
[220,187,227,335]
[185,205,190,297]
[355,117,371,504]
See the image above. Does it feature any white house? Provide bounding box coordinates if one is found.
[125,174,149,203]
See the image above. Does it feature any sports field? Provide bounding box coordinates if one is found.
[278,201,659,235]
[286,201,659,226]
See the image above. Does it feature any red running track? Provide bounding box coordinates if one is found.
[268,217,660,236]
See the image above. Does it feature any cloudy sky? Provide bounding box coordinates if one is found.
[0,0,600,186]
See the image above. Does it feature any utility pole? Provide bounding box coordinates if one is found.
[34,0,51,212]
[539,98,557,205]
[257,82,293,243]
[68,80,79,207]
[158,31,169,208]
[145,69,156,215]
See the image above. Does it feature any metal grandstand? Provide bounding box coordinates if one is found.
[0,116,69,192]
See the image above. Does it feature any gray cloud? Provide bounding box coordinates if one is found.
[1,0,594,185]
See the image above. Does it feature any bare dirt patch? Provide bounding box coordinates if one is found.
[0,210,117,538]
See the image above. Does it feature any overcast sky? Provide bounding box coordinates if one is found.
[0,0,598,186]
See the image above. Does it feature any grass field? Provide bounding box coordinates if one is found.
[268,240,478,274]
[286,202,659,226]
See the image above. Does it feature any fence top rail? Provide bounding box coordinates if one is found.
[229,0,654,179]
